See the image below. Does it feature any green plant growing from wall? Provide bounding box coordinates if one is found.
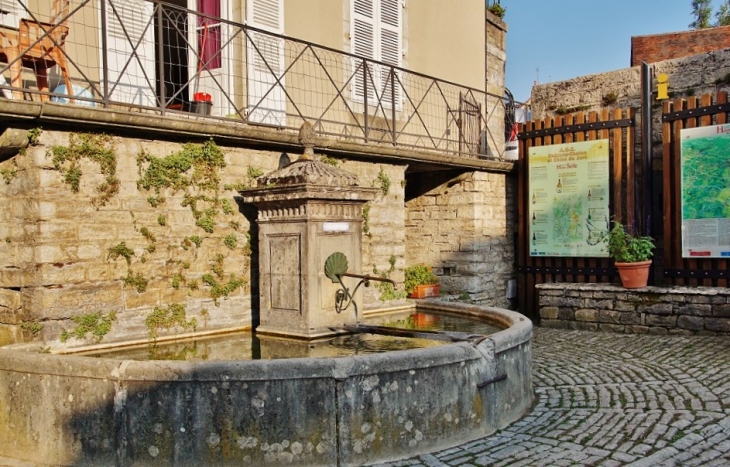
[122,271,149,293]
[140,227,156,243]
[137,139,226,193]
[189,235,203,248]
[362,204,372,237]
[145,303,197,340]
[201,273,245,305]
[107,242,134,266]
[0,159,18,184]
[221,198,234,215]
[373,255,407,301]
[487,2,506,18]
[320,155,340,166]
[601,92,618,107]
[223,234,238,249]
[48,133,119,206]
[375,168,391,197]
[247,166,264,181]
[157,214,167,226]
[27,127,42,146]
[211,253,225,278]
[147,196,165,207]
[241,232,252,256]
[20,320,44,336]
[60,311,117,343]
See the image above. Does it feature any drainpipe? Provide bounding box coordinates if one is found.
[641,62,653,237]
[640,62,655,286]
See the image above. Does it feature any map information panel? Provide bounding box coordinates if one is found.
[680,125,730,258]
[529,140,609,257]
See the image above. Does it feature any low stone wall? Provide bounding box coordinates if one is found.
[0,303,533,467]
[537,283,730,335]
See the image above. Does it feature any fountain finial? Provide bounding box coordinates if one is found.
[298,121,316,160]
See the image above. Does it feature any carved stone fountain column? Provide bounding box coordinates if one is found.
[240,156,378,339]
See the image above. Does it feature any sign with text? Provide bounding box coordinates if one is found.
[528,140,609,257]
[680,124,730,258]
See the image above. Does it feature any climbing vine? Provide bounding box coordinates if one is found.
[373,255,407,301]
[48,133,119,206]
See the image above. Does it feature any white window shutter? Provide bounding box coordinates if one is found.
[378,0,400,107]
[246,0,286,125]
[352,0,376,102]
[250,0,282,33]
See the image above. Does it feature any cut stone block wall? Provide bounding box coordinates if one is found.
[538,283,730,335]
[0,129,411,346]
[405,171,515,309]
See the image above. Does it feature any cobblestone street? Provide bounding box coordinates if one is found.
[377,327,730,467]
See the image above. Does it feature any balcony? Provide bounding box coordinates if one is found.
[0,0,511,170]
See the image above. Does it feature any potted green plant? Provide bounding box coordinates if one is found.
[604,221,655,288]
[404,264,440,298]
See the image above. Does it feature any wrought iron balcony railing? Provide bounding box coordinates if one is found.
[0,0,504,160]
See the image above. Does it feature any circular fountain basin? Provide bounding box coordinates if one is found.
[0,302,532,467]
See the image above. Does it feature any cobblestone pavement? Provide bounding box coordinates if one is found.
[374,327,730,467]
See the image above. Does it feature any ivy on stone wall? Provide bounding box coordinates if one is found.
[46,135,253,344]
[48,133,119,207]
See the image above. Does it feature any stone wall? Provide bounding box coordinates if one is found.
[405,171,514,309]
[486,10,507,159]
[538,283,730,335]
[0,128,411,346]
[531,47,730,122]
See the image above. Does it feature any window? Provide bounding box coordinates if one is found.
[351,0,401,108]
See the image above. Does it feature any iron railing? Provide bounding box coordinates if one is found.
[0,0,507,159]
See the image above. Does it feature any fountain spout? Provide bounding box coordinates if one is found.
[324,253,397,316]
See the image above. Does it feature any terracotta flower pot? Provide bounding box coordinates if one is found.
[408,284,440,299]
[615,260,652,288]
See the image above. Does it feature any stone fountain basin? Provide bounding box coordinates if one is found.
[0,302,533,467]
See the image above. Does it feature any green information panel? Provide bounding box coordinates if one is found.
[528,140,609,257]
[680,124,730,258]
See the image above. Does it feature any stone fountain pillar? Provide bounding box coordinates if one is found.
[240,143,378,339]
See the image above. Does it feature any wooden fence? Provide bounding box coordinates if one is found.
[662,92,730,287]
[517,92,730,320]
[517,108,636,320]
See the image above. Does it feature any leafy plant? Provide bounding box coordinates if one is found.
[404,264,439,294]
[122,271,149,293]
[487,1,505,18]
[601,92,618,107]
[27,127,42,145]
[223,234,237,249]
[202,273,245,305]
[373,255,407,301]
[147,196,165,207]
[136,140,225,193]
[48,133,119,206]
[1,159,18,184]
[362,204,372,237]
[60,311,117,343]
[157,214,167,226]
[145,303,197,340]
[107,242,134,265]
[247,166,264,180]
[603,221,655,263]
[320,155,340,166]
[375,168,390,196]
[189,235,203,248]
[20,320,44,336]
